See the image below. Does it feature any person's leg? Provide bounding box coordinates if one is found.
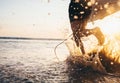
[78,18,105,45]
[79,38,85,54]
[90,27,105,45]
[71,21,80,47]
[71,21,86,54]
[81,27,105,45]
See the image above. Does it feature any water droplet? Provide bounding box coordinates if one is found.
[110,62,114,65]
[74,15,78,19]
[80,11,85,14]
[87,2,92,6]
[95,61,97,64]
[94,8,98,11]
[104,3,109,9]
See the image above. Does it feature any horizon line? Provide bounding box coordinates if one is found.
[0,36,65,40]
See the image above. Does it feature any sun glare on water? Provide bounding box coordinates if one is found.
[87,11,120,36]
[87,11,120,64]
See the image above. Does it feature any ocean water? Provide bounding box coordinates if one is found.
[0,39,120,83]
[0,39,70,83]
[0,39,69,64]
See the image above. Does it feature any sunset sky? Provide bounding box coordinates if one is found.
[0,0,71,38]
[0,0,120,39]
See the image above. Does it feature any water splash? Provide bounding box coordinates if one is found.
[65,33,120,74]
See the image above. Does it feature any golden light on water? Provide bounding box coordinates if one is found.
[87,11,120,64]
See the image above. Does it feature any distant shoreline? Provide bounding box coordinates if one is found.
[0,36,64,41]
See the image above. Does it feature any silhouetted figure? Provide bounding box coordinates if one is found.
[69,0,105,54]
